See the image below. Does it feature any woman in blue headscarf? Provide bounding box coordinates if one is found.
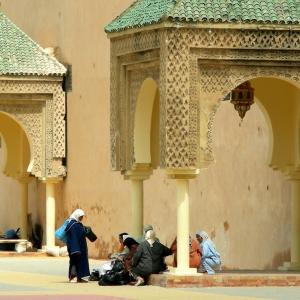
[196,230,221,274]
[66,209,90,282]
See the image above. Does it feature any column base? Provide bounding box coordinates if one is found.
[169,267,198,275]
[42,245,60,256]
[278,261,300,271]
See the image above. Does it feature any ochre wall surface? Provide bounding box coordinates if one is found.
[0,0,291,269]
[0,136,39,234]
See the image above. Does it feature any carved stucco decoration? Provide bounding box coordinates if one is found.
[0,78,66,178]
[109,27,300,172]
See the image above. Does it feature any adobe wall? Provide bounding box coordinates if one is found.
[0,0,290,269]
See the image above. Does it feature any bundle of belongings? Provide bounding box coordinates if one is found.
[90,259,133,286]
[0,228,20,251]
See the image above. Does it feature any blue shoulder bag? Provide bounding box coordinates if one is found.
[55,219,70,243]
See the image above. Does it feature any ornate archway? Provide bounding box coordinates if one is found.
[0,11,67,247]
[106,0,300,273]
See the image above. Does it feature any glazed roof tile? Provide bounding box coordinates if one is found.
[0,12,66,76]
[105,0,300,32]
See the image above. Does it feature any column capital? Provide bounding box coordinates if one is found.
[165,168,199,180]
[123,163,152,180]
[41,177,63,184]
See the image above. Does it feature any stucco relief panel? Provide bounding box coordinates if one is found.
[110,27,300,171]
[160,29,198,169]
[197,61,300,165]
[187,28,300,50]
[0,102,43,177]
[110,34,161,171]
[0,80,66,178]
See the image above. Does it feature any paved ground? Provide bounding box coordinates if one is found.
[0,257,299,300]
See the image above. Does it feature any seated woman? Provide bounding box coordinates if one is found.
[141,224,160,242]
[122,235,139,272]
[196,230,221,275]
[170,236,201,268]
[131,230,172,286]
[92,232,130,279]
[109,232,129,259]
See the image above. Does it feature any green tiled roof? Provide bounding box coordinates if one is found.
[105,0,300,33]
[0,12,66,76]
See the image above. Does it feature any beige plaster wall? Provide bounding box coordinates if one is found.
[191,102,290,269]
[0,136,20,233]
[0,135,39,235]
[0,0,291,269]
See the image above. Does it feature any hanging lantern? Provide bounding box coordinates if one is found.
[230,81,254,119]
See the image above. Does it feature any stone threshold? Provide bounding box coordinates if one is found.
[148,272,300,287]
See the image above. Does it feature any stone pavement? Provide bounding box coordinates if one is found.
[0,257,299,300]
[149,271,300,287]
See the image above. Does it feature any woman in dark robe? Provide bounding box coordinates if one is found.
[122,235,139,272]
[131,230,172,286]
[65,209,90,282]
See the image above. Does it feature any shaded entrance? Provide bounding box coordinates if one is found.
[0,112,31,239]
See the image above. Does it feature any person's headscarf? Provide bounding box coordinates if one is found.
[143,224,153,234]
[145,229,156,246]
[122,234,132,242]
[196,230,216,248]
[119,232,128,241]
[123,235,139,250]
[197,230,209,242]
[69,209,85,222]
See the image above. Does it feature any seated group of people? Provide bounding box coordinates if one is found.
[96,225,221,286]
[64,209,221,285]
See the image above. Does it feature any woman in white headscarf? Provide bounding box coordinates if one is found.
[131,230,172,286]
[65,209,90,282]
[196,230,221,274]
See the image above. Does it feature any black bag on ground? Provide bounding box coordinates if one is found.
[98,259,132,286]
[84,226,97,242]
[89,270,100,281]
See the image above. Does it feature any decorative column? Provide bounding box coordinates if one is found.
[43,178,61,248]
[18,176,32,239]
[167,169,199,275]
[279,171,300,270]
[290,178,300,268]
[124,164,152,240]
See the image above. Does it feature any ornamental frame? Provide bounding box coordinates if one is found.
[0,76,66,179]
[109,27,300,172]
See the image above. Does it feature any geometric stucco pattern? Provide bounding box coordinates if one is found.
[198,64,300,165]
[110,36,160,171]
[0,78,66,178]
[109,27,300,172]
[197,57,300,165]
[161,29,195,168]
